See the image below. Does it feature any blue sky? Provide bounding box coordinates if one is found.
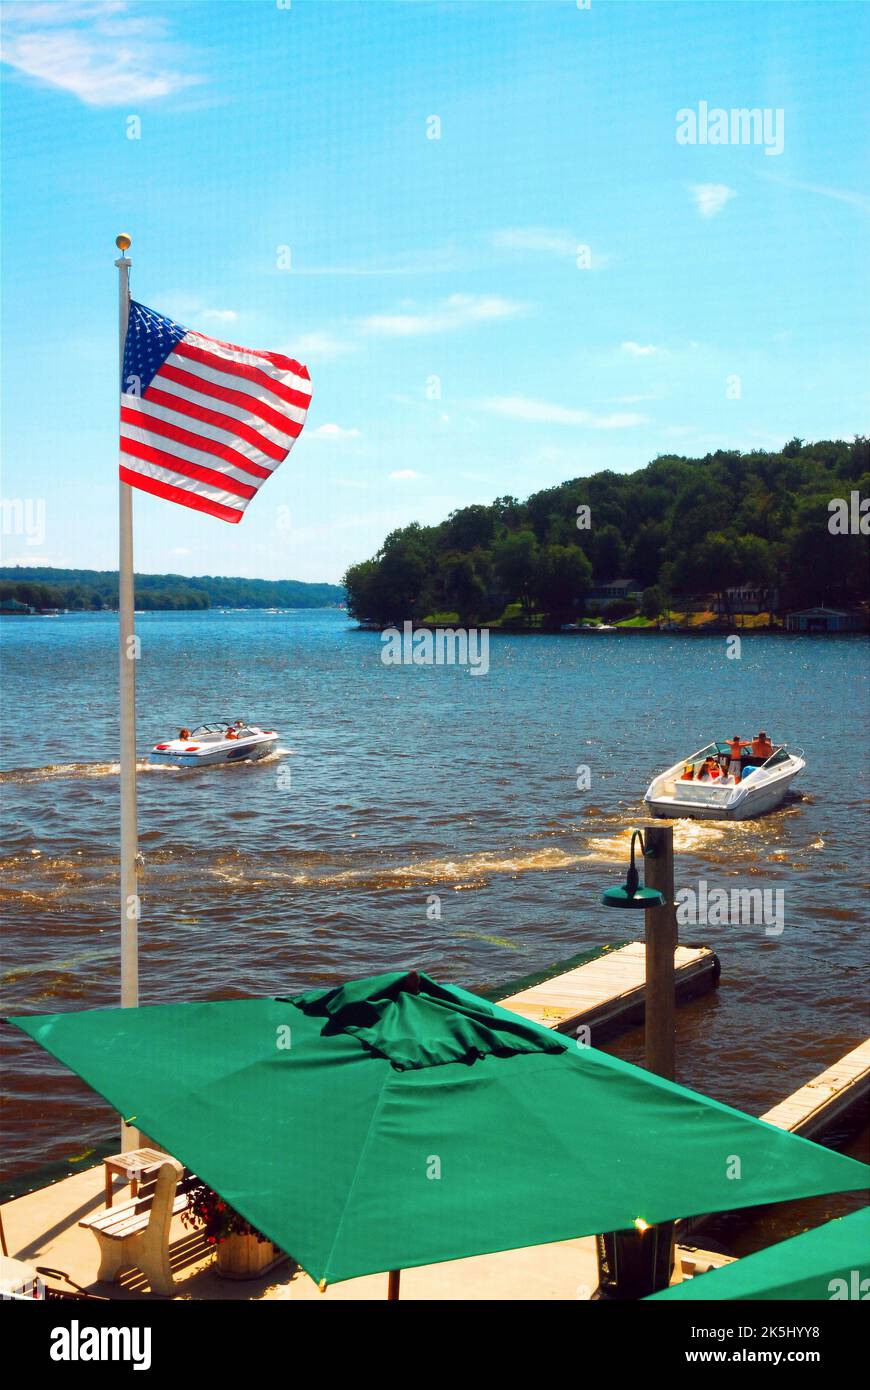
[1,0,868,583]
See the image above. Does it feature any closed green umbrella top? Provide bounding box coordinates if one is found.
[9,970,870,1286]
[647,1206,870,1300]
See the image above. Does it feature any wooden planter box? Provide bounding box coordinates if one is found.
[216,1234,287,1280]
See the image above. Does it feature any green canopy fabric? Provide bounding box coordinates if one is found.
[647,1206,870,1300]
[9,970,869,1287]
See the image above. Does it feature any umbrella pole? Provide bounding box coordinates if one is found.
[596,824,677,1299]
[387,1269,401,1300]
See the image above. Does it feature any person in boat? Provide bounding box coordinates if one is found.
[680,763,695,780]
[225,726,239,740]
[698,756,722,781]
[722,733,744,778]
[178,728,191,740]
[751,730,774,761]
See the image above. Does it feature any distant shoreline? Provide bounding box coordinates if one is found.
[352,620,868,638]
[0,603,346,616]
[0,565,345,615]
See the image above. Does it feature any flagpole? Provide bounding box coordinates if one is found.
[115,233,140,1149]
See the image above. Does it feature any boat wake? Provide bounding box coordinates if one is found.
[0,749,292,783]
[286,845,582,891]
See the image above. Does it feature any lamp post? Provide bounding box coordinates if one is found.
[596,822,678,1297]
[599,825,676,1077]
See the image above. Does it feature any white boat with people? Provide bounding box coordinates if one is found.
[149,720,279,767]
[643,732,805,820]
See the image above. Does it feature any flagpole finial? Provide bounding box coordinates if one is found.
[115,232,132,252]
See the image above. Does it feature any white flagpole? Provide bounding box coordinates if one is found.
[115,233,140,1149]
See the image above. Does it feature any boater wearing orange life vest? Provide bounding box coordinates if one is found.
[751,730,774,760]
[726,735,749,778]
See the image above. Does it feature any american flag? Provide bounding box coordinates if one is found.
[120,301,312,523]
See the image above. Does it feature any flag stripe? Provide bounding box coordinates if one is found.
[158,362,301,437]
[166,350,310,423]
[120,436,258,499]
[174,340,312,408]
[119,467,244,523]
[124,395,277,476]
[146,372,291,447]
[190,330,310,379]
[120,452,248,511]
[145,385,291,460]
[121,402,273,479]
[120,416,269,486]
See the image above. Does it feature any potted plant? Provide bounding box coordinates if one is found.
[182,1180,289,1280]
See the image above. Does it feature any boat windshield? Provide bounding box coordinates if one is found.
[762,745,790,768]
[190,721,250,737]
[686,741,729,762]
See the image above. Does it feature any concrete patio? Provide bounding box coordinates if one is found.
[2,1162,729,1301]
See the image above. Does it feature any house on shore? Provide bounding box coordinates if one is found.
[785,606,865,633]
[713,585,779,615]
[586,578,642,605]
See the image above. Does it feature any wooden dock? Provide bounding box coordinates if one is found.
[496,940,719,1042]
[760,1038,870,1140]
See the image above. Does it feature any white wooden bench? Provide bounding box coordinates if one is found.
[79,1159,191,1296]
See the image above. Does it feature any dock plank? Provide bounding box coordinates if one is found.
[760,1038,870,1139]
[497,941,718,1041]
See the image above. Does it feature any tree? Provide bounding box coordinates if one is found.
[590,523,626,580]
[628,522,667,588]
[493,530,538,622]
[641,586,664,620]
[693,532,742,618]
[532,544,592,627]
[371,526,432,623]
[439,551,486,626]
[444,505,495,553]
[342,560,384,623]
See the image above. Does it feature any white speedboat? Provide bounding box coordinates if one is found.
[643,741,805,820]
[149,720,279,767]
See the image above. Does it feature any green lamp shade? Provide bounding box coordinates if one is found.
[601,885,667,910]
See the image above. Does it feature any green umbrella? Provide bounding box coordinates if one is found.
[8,971,869,1288]
[647,1206,870,1300]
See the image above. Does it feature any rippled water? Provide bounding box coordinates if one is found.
[1,611,868,1238]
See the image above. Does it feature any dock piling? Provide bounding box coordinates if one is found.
[642,824,677,1081]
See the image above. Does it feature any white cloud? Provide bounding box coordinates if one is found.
[201,309,237,324]
[0,1,201,107]
[755,170,870,212]
[482,396,646,429]
[492,227,575,256]
[311,424,361,439]
[491,227,611,268]
[361,294,523,337]
[1,3,126,22]
[390,469,422,479]
[621,341,661,357]
[690,183,736,218]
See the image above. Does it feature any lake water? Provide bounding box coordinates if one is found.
[1,610,867,1246]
